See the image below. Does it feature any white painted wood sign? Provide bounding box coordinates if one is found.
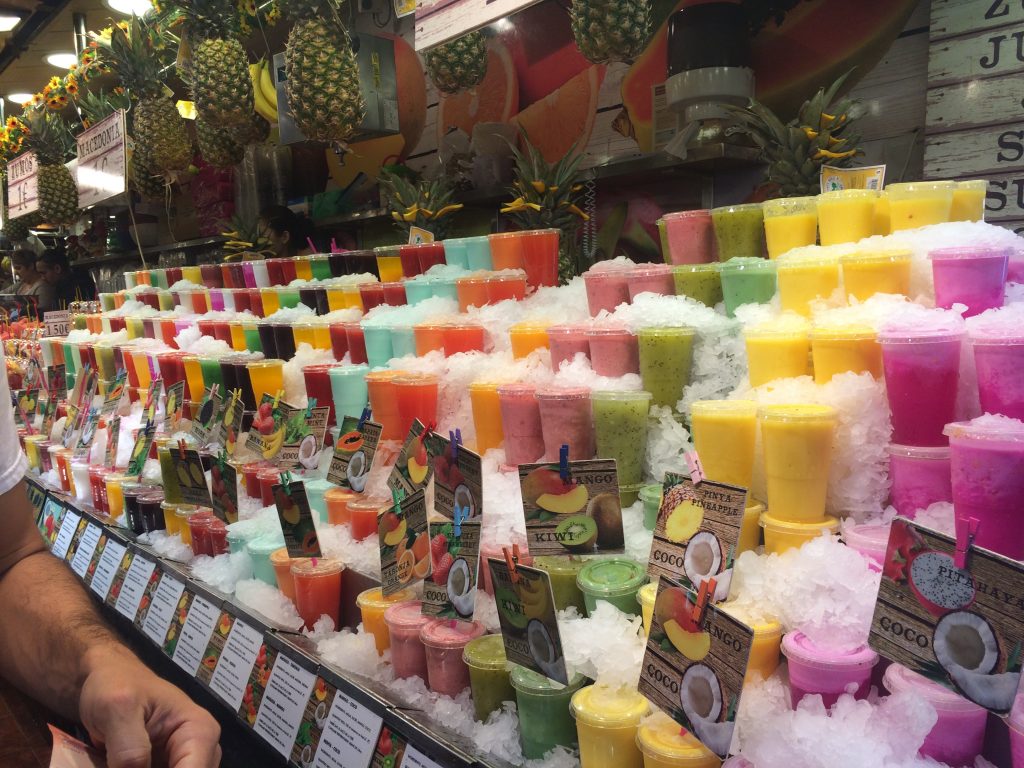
[414,0,541,51]
[76,110,127,209]
[7,151,38,219]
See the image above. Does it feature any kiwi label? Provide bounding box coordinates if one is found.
[177,448,214,508]
[327,414,382,489]
[518,458,624,557]
[869,518,1024,714]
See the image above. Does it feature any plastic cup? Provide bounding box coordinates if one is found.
[325,487,358,526]
[931,246,1009,318]
[374,246,403,283]
[272,322,296,361]
[760,404,837,523]
[509,322,552,359]
[486,271,528,304]
[583,268,632,317]
[637,581,657,636]
[393,373,439,435]
[441,238,470,269]
[817,189,877,245]
[247,359,284,407]
[442,321,485,355]
[811,325,882,383]
[592,390,652,504]
[344,322,368,364]
[691,400,757,490]
[385,601,430,681]
[672,263,723,307]
[627,264,675,300]
[950,179,987,222]
[887,181,954,230]
[971,328,1024,420]
[719,257,777,317]
[636,710,721,768]
[512,666,587,759]
[519,229,560,288]
[463,634,515,722]
[461,236,492,270]
[946,417,1024,560]
[842,522,890,572]
[711,203,764,260]
[404,277,434,306]
[489,232,526,271]
[356,587,416,655]
[413,323,446,356]
[468,381,504,455]
[576,558,648,617]
[1012,696,1024,768]
[456,275,490,312]
[547,324,590,371]
[302,364,338,426]
[571,684,649,768]
[760,512,839,554]
[638,327,695,409]
[719,603,783,682]
[533,556,587,613]
[888,444,951,517]
[420,619,486,697]
[744,321,810,386]
[874,191,890,235]
[497,383,544,466]
[763,196,818,259]
[302,478,334,524]
[328,364,369,422]
[365,369,406,441]
[841,250,912,301]
[777,256,841,316]
[290,558,343,630]
[638,485,662,532]
[270,548,298,601]
[536,387,594,461]
[782,630,878,709]
[390,325,416,358]
[879,327,963,445]
[586,326,640,376]
[659,209,716,265]
[363,325,394,369]
[349,497,387,542]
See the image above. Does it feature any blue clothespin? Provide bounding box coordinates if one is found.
[453,503,470,538]
[559,444,570,483]
[358,406,371,431]
[954,517,979,569]
[449,428,462,462]
[306,397,317,418]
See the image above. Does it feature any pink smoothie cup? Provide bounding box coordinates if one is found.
[626,264,675,300]
[583,267,633,317]
[497,383,545,466]
[970,322,1024,420]
[659,209,716,265]
[586,325,640,377]
[883,663,987,766]
[945,416,1024,560]
[929,246,1009,318]
[888,444,952,517]
[878,324,964,446]
[1010,693,1024,768]
[782,631,878,709]
[547,324,591,371]
[384,601,430,682]
[420,619,487,698]
[841,522,890,572]
[536,386,595,461]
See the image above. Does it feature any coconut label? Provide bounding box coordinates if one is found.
[488,558,569,686]
[327,415,382,491]
[176,449,214,509]
[379,487,430,598]
[273,480,321,558]
[639,577,754,758]
[869,518,1024,714]
[518,459,624,557]
[387,420,434,497]
[648,474,746,599]
[246,395,330,471]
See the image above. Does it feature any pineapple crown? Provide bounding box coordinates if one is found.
[280,0,343,23]
[502,128,589,232]
[379,167,463,238]
[76,89,132,130]
[162,0,242,41]
[91,17,170,99]
[21,108,76,165]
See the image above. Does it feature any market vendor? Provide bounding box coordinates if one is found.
[0,347,221,767]
[259,204,315,258]
[10,251,55,310]
[36,250,96,309]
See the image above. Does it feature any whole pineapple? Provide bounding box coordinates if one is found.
[282,0,365,147]
[130,151,169,200]
[236,111,270,145]
[727,70,866,196]
[570,0,651,64]
[3,209,38,242]
[425,31,488,94]
[196,117,244,167]
[22,108,79,226]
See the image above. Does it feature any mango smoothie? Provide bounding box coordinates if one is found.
[762,196,818,258]
[840,250,912,301]
[777,255,841,316]
[571,684,649,768]
[759,404,837,523]
[810,325,883,383]
[950,179,987,222]
[690,400,757,490]
[886,181,954,230]
[874,191,891,235]
[636,711,721,768]
[817,189,877,245]
[744,321,810,386]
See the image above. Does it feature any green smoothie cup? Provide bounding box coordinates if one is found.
[533,556,588,613]
[198,357,225,389]
[712,202,765,260]
[719,257,778,317]
[463,634,515,722]
[672,264,723,307]
[638,484,662,531]
[576,557,648,617]
[592,390,652,505]
[511,666,587,759]
[638,327,696,410]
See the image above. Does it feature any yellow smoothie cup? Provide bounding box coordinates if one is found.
[810,325,882,383]
[571,684,649,768]
[356,587,416,655]
[762,196,818,259]
[840,250,912,302]
[886,181,954,230]
[246,359,284,405]
[760,511,839,554]
[719,603,783,682]
[636,711,721,768]
[744,320,810,386]
[260,287,281,317]
[509,322,552,359]
[469,381,504,454]
[292,321,317,350]
[759,404,837,523]
[737,501,764,555]
[228,321,248,352]
[690,400,757,490]
[326,286,347,312]
[950,179,987,222]
[637,581,657,637]
[816,189,877,245]
[873,191,890,235]
[777,255,842,316]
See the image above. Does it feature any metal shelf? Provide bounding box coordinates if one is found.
[140,235,229,256]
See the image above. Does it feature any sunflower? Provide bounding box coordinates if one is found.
[30,93,43,106]
[6,117,19,130]
[64,77,78,96]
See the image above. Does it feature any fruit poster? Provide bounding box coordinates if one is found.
[162,587,195,658]
[273,480,321,558]
[15,388,39,427]
[327,414,382,492]
[196,610,235,687]
[370,725,407,768]
[210,454,239,524]
[132,565,166,633]
[104,416,120,469]
[518,459,623,557]
[639,577,753,758]
[379,487,430,598]
[40,496,65,545]
[47,364,66,403]
[25,479,46,526]
[238,640,277,727]
[222,390,245,455]
[290,675,335,766]
[124,420,155,478]
[488,558,568,685]
[388,420,433,497]
[177,449,213,509]
[246,395,330,471]
[104,547,134,609]
[649,474,745,601]
[190,388,224,447]
[869,518,1024,714]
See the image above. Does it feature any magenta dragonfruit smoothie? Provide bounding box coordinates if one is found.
[782,631,878,709]
[968,305,1024,420]
[888,444,952,517]
[929,246,1009,317]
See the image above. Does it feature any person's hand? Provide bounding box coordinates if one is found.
[78,646,221,768]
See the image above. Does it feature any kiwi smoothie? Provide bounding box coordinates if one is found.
[591,390,652,505]
[638,327,696,410]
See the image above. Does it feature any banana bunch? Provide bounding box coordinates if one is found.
[250,59,279,124]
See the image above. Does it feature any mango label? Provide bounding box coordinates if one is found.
[379,487,429,598]
[387,420,433,497]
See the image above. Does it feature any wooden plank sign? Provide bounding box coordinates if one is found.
[7,151,38,219]
[76,110,127,209]
[414,0,541,51]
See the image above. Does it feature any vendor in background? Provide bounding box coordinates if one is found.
[36,249,96,309]
[10,251,55,309]
[259,205,315,258]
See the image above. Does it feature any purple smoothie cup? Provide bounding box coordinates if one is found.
[929,246,1009,318]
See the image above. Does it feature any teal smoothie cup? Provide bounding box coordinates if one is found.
[511,666,587,759]
[301,478,334,523]
[672,264,722,307]
[247,534,285,586]
[719,257,777,317]
[576,557,648,616]
[362,325,394,369]
[638,327,696,410]
[638,484,663,531]
[328,364,370,421]
[592,390,652,505]
[712,202,765,260]
[463,236,493,270]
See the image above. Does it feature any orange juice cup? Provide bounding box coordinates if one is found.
[341,284,364,311]
[247,359,284,405]
[105,473,127,517]
[487,271,528,303]
[886,181,954,230]
[349,497,388,541]
[811,325,883,383]
[366,369,408,441]
[469,382,504,454]
[311,321,333,351]
[294,256,313,281]
[874,191,891,235]
[228,321,248,352]
[291,558,344,630]
[509,322,552,359]
[442,322,486,355]
[777,255,842,316]
[357,587,417,655]
[489,232,526,271]
[271,548,299,601]
[840,250,913,302]
[519,229,560,288]
[293,322,317,350]
[951,179,987,222]
[260,287,281,317]
[456,275,490,312]
[325,488,359,526]
[375,246,404,283]
[817,189,877,245]
[393,373,439,434]
[413,323,446,356]
[326,286,348,312]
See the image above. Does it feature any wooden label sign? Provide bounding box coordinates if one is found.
[7,151,38,219]
[76,110,127,209]
[414,0,541,50]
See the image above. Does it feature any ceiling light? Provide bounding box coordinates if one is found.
[104,0,154,16]
[0,15,22,32]
[45,52,79,68]
[6,93,32,105]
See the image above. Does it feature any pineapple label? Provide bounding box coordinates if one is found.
[422,432,483,621]
[245,394,329,470]
[640,579,753,758]
[519,458,623,557]
[176,449,214,509]
[387,420,434,496]
[488,558,569,686]
[273,480,321,558]
[379,487,429,598]
[164,380,186,432]
[649,474,746,598]
[327,415,382,491]
[869,518,1024,714]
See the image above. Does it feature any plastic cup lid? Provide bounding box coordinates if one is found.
[357,586,415,609]
[886,180,955,192]
[638,326,696,338]
[638,484,663,502]
[719,256,775,272]
[762,196,817,215]
[419,618,486,648]
[383,600,427,630]
[810,324,876,340]
[632,263,673,275]
[883,663,984,713]
[818,188,878,200]
[781,630,878,669]
[758,403,837,422]
[840,249,912,264]
[246,535,286,555]
[533,555,588,576]
[944,415,1024,442]
[888,443,950,460]
[957,179,988,190]
[269,547,294,565]
[662,209,711,221]
[586,324,634,337]
[510,664,586,695]
[843,522,891,552]
[672,263,720,274]
[577,558,648,596]
[929,246,1011,261]
[637,712,719,763]
[571,684,649,727]
[759,512,839,535]
[365,369,407,383]
[535,386,591,401]
[511,321,554,332]
[637,581,658,607]
[462,633,509,670]
[712,202,762,213]
[591,390,653,403]
[743,320,810,338]
[290,558,344,578]
[777,254,840,269]
[497,382,537,397]
[691,399,758,417]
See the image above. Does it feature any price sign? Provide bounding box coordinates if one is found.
[76,110,127,208]
[172,594,222,676]
[401,745,447,768]
[7,151,38,219]
[143,572,187,645]
[90,539,127,600]
[43,311,70,337]
[209,615,264,709]
[69,523,103,578]
[313,687,383,768]
[253,650,317,757]
[51,510,82,560]
[114,554,156,621]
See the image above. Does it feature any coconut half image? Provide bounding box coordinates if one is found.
[447,557,475,617]
[679,663,733,756]
[684,531,723,586]
[298,433,320,470]
[347,449,368,492]
[453,483,476,517]
[527,618,566,684]
[933,610,1019,712]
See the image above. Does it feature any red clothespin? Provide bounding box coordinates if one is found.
[559,444,570,483]
[690,578,716,626]
[423,421,437,439]
[954,518,980,569]
[503,544,521,584]
[684,449,705,485]
[177,438,186,460]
